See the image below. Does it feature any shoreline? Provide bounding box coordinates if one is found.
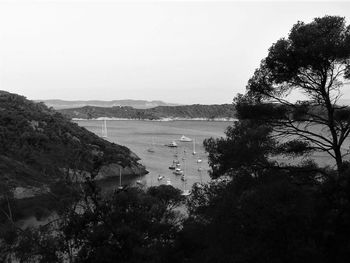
[72,117,238,122]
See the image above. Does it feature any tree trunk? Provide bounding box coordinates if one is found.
[334,146,343,174]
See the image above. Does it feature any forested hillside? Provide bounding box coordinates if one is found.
[38,99,180,109]
[59,104,236,120]
[0,91,146,192]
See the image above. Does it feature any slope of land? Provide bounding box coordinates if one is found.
[59,104,236,120]
[0,91,147,197]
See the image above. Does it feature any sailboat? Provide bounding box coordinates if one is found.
[117,168,123,190]
[192,138,196,155]
[158,175,164,181]
[174,167,183,175]
[182,148,186,160]
[147,137,155,153]
[181,188,191,196]
[169,160,176,170]
[101,119,108,138]
[181,159,187,181]
[181,159,191,196]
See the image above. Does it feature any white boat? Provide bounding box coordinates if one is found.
[136,180,143,185]
[197,158,202,163]
[174,167,183,175]
[192,138,196,155]
[174,170,183,175]
[181,189,191,196]
[158,175,164,181]
[117,168,123,190]
[166,141,178,147]
[174,168,183,175]
[101,119,108,138]
[180,135,192,142]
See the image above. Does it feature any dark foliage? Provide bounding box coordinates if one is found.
[59,104,236,120]
[0,90,144,224]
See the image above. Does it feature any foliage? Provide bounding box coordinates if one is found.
[1,184,184,263]
[177,15,350,263]
[204,120,275,178]
[238,16,350,172]
[0,90,145,222]
[173,170,323,263]
[59,104,236,120]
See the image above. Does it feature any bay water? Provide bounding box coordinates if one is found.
[76,120,231,192]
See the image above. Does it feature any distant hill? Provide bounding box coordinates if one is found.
[0,91,146,207]
[37,99,181,110]
[59,104,236,120]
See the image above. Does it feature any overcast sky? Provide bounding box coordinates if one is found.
[0,1,349,104]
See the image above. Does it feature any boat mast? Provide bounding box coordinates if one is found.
[104,119,108,137]
[119,167,122,188]
[183,159,187,191]
[193,138,196,154]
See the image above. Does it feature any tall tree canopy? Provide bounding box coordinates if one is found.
[237,16,350,172]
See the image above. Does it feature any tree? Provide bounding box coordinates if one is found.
[185,15,350,263]
[238,16,350,173]
[4,183,184,263]
[204,120,275,178]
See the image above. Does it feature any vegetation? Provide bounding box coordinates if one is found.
[2,15,350,263]
[236,15,350,172]
[37,99,179,110]
[0,90,145,222]
[59,104,236,120]
[1,182,185,263]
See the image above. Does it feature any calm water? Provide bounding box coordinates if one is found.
[76,120,231,191]
[17,120,231,228]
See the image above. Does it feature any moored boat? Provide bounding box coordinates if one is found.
[136,180,144,186]
[166,141,178,147]
[174,169,183,175]
[180,135,192,142]
[158,175,164,181]
[192,139,196,155]
[181,189,191,196]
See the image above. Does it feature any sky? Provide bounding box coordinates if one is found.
[0,1,349,104]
